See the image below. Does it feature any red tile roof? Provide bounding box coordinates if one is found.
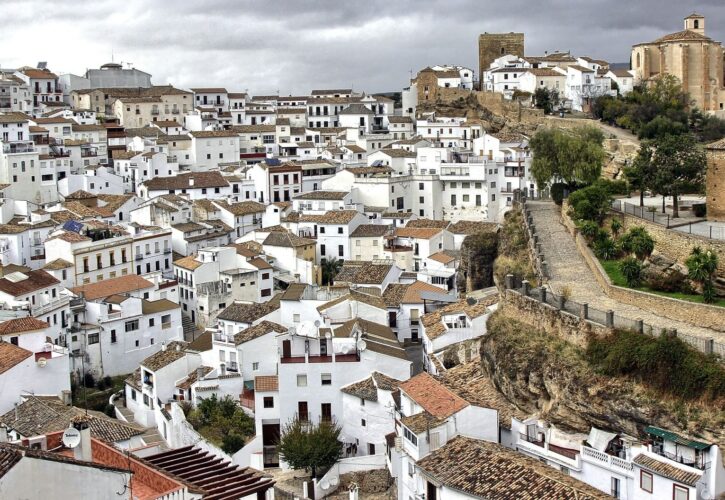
[0,317,49,335]
[0,342,32,374]
[71,275,153,301]
[399,372,468,419]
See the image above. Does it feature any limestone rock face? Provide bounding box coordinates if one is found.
[480,313,724,447]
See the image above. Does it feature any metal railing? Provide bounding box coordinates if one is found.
[503,277,724,361]
[611,200,724,241]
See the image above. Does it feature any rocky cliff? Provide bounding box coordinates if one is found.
[480,312,724,447]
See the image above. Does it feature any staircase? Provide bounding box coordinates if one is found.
[181,314,196,342]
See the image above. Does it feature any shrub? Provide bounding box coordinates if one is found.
[103,404,116,418]
[686,247,719,304]
[578,220,600,242]
[96,378,106,391]
[692,203,706,218]
[609,219,622,238]
[587,329,725,400]
[550,182,568,205]
[594,236,618,260]
[619,257,643,288]
[221,433,247,455]
[620,227,655,260]
[645,272,685,293]
[83,372,95,388]
[568,184,612,224]
[596,178,629,196]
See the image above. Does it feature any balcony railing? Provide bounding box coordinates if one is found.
[151,109,160,115]
[519,432,545,448]
[582,446,634,472]
[226,361,239,372]
[31,296,70,316]
[384,244,412,252]
[651,447,709,470]
[213,332,234,344]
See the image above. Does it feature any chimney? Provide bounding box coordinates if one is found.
[189,178,195,187]
[72,415,92,462]
[196,367,204,381]
[61,390,72,406]
[175,344,181,351]
[0,426,7,443]
[161,342,167,351]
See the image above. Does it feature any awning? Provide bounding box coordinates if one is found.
[644,426,711,450]
[587,427,618,452]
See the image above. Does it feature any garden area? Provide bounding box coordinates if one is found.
[182,394,255,454]
[72,373,128,416]
[567,182,723,307]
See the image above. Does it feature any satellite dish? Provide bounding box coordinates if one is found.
[325,331,332,339]
[356,340,367,351]
[314,320,321,327]
[319,479,330,490]
[36,357,47,368]
[466,297,477,306]
[329,476,339,487]
[340,344,351,354]
[62,427,81,448]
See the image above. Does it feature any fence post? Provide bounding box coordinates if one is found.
[540,287,547,304]
[541,261,548,277]
[505,274,514,290]
[605,310,614,328]
[580,303,588,320]
[522,280,530,296]
[557,295,565,310]
[635,319,644,334]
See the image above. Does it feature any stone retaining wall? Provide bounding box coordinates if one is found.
[562,201,725,333]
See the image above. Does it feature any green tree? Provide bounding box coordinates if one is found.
[619,257,643,288]
[624,141,657,207]
[530,126,605,188]
[650,134,707,218]
[686,247,719,303]
[278,418,342,478]
[320,257,343,286]
[567,183,612,224]
[620,226,655,260]
[534,87,559,114]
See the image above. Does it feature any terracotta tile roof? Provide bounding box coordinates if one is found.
[141,341,188,371]
[421,298,494,341]
[214,200,265,216]
[653,29,712,44]
[248,257,272,270]
[263,232,315,248]
[0,224,30,234]
[217,295,281,324]
[350,224,391,237]
[48,230,92,243]
[405,219,450,229]
[387,116,413,124]
[0,270,60,296]
[61,201,102,218]
[141,299,179,314]
[416,436,609,499]
[427,251,457,264]
[394,227,443,239]
[401,411,446,433]
[341,376,378,401]
[177,366,213,390]
[441,362,525,429]
[298,209,361,225]
[293,191,348,200]
[633,454,701,486]
[144,172,228,191]
[280,283,307,301]
[20,68,57,79]
[233,320,287,345]
[71,275,153,301]
[0,341,32,374]
[569,65,595,73]
[0,113,29,124]
[400,372,468,419]
[189,130,238,138]
[335,262,393,285]
[173,255,203,271]
[448,220,498,235]
[255,375,279,392]
[377,148,416,158]
[524,68,565,77]
[401,280,450,304]
[42,258,74,271]
[345,166,393,175]
[187,331,212,353]
[0,317,48,335]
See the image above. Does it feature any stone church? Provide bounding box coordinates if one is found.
[632,13,725,117]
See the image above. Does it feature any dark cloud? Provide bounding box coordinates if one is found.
[1,1,723,94]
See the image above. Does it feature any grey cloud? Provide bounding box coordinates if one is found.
[1,0,723,94]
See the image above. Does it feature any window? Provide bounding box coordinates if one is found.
[149,318,155,327]
[673,485,689,500]
[319,227,325,234]
[403,427,418,446]
[297,374,307,387]
[611,477,621,499]
[263,397,274,408]
[321,403,332,422]
[131,389,136,400]
[88,333,99,344]
[110,330,117,343]
[321,373,332,385]
[408,462,414,477]
[640,471,653,493]
[252,362,259,371]
[338,245,343,257]
[361,419,366,427]
[125,319,139,332]
[293,314,300,323]
[418,182,424,190]
[337,227,343,234]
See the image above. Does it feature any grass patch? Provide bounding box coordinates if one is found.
[587,329,725,401]
[72,375,127,413]
[599,258,725,307]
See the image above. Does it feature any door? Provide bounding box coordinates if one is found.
[320,339,328,356]
[321,403,332,422]
[298,401,308,422]
[282,340,291,358]
[427,481,437,500]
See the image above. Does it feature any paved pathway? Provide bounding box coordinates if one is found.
[544,116,641,145]
[527,201,723,343]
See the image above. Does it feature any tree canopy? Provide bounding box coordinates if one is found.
[277,418,342,478]
[529,125,605,188]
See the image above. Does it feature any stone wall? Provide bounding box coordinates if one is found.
[562,201,725,333]
[478,33,525,83]
[431,87,544,124]
[499,289,610,349]
[706,143,725,221]
[614,210,725,274]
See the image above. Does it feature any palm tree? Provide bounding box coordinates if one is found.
[321,258,343,286]
[686,247,719,303]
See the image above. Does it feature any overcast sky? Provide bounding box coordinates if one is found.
[1,0,723,95]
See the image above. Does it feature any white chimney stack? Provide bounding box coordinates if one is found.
[72,416,92,462]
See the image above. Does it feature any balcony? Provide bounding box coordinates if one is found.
[106,311,122,321]
[384,244,412,252]
[281,353,358,364]
[171,109,180,114]
[69,297,86,310]
[518,432,581,465]
[226,361,239,372]
[31,296,70,317]
[135,254,143,261]
[151,109,160,115]
[2,144,35,154]
[651,446,709,470]
[213,332,234,344]
[581,446,633,474]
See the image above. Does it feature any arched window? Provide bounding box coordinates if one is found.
[636,53,641,68]
[694,20,699,29]
[501,47,505,55]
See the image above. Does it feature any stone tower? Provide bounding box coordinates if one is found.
[684,12,705,35]
[478,32,525,84]
[706,138,725,221]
